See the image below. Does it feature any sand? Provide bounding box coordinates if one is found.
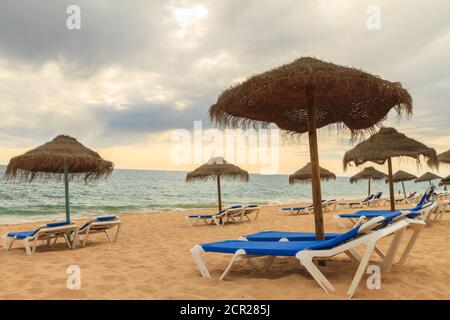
[1,201,449,300]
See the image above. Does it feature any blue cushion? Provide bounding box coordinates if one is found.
[246,205,258,208]
[201,226,362,256]
[230,205,242,209]
[245,231,341,242]
[47,221,71,228]
[281,206,309,211]
[96,216,117,222]
[7,231,36,239]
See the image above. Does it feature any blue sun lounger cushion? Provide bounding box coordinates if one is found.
[188,206,242,219]
[201,225,362,256]
[244,231,342,242]
[7,221,71,239]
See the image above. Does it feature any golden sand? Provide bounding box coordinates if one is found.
[1,202,449,300]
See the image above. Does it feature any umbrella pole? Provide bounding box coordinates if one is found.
[64,161,70,222]
[368,178,371,196]
[387,158,395,211]
[306,86,324,242]
[217,174,222,212]
[401,181,407,200]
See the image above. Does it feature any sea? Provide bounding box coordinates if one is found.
[0,165,438,224]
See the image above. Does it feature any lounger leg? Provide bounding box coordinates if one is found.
[2,235,13,250]
[64,235,72,249]
[104,230,112,242]
[113,224,121,242]
[398,224,425,266]
[344,249,361,263]
[82,229,91,247]
[297,253,335,293]
[22,238,33,255]
[72,229,78,249]
[347,240,378,298]
[220,250,246,280]
[191,245,211,278]
[374,247,385,260]
[382,228,405,272]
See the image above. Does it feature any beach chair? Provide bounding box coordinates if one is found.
[191,213,416,298]
[242,205,260,222]
[76,216,121,247]
[341,194,375,208]
[2,221,79,255]
[224,207,247,225]
[370,192,384,206]
[280,201,327,215]
[425,201,448,224]
[185,206,242,227]
[323,199,337,212]
[396,192,417,204]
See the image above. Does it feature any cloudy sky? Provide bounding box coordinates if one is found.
[0,0,449,176]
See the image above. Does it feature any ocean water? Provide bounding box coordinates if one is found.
[0,165,437,224]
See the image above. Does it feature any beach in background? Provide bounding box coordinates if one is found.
[0,165,439,225]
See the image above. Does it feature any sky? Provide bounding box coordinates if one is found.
[0,0,449,176]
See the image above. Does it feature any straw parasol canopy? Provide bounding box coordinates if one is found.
[289,163,336,185]
[439,175,450,186]
[388,170,417,199]
[5,135,114,221]
[415,172,443,186]
[343,127,439,211]
[210,57,413,241]
[437,150,450,164]
[390,170,417,183]
[186,157,249,212]
[349,167,387,196]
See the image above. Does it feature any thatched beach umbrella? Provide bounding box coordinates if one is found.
[344,127,439,211]
[350,167,387,196]
[388,170,417,199]
[186,157,249,212]
[439,175,450,186]
[437,150,450,164]
[210,57,412,240]
[5,135,114,222]
[415,172,443,186]
[289,163,336,185]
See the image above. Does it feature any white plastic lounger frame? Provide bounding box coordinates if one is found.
[243,207,260,221]
[2,223,79,255]
[280,205,313,216]
[223,207,247,225]
[425,201,448,225]
[191,217,418,298]
[77,219,121,247]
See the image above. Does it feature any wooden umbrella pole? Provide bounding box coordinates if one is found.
[64,160,71,222]
[387,158,395,211]
[401,181,407,199]
[306,85,324,241]
[217,174,222,212]
[368,178,371,196]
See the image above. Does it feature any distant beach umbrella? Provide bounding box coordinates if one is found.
[349,166,387,196]
[415,172,443,186]
[439,175,450,186]
[387,170,417,199]
[344,127,439,211]
[5,135,114,222]
[289,163,336,185]
[210,57,412,240]
[437,150,450,165]
[186,157,249,213]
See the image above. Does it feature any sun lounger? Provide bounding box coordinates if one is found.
[323,199,337,212]
[341,194,375,208]
[242,205,260,221]
[76,216,121,247]
[192,213,418,298]
[395,192,417,204]
[370,192,385,206]
[186,206,243,226]
[2,221,79,255]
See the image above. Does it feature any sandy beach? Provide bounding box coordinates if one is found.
[1,201,449,300]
